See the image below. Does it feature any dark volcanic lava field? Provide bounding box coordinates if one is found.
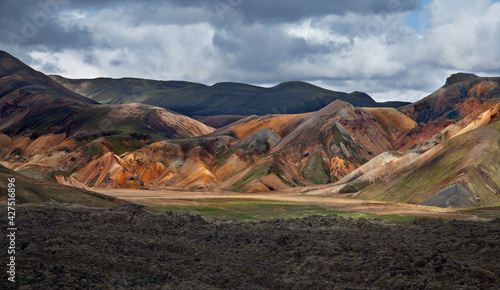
[1,204,499,289]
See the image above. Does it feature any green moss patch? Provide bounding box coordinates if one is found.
[105,136,146,155]
[302,152,330,184]
[149,198,425,223]
[150,199,334,221]
[229,162,274,191]
[339,180,372,193]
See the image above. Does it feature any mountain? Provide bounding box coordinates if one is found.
[399,73,500,123]
[349,119,500,208]
[50,75,410,117]
[213,101,417,191]
[67,100,418,190]
[0,51,97,105]
[0,51,213,141]
[307,78,500,208]
[0,51,96,136]
[0,50,214,191]
[1,50,499,209]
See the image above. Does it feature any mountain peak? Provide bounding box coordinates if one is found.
[348,91,375,102]
[0,50,26,66]
[0,50,13,58]
[271,81,327,92]
[0,50,32,74]
[0,50,99,106]
[444,72,478,87]
[316,99,355,116]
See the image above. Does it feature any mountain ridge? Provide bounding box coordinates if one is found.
[50,75,411,116]
[399,73,500,123]
[0,51,98,105]
[0,51,213,140]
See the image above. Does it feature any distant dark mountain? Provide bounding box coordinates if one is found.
[50,75,410,116]
[193,115,247,128]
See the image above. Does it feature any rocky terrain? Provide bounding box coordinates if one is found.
[1,203,499,289]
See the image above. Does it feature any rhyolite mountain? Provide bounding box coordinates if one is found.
[0,163,127,207]
[65,73,500,207]
[399,72,500,123]
[50,75,410,117]
[1,50,499,208]
[0,50,213,187]
[308,73,500,207]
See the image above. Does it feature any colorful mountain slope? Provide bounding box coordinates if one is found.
[352,119,500,207]
[0,51,214,189]
[0,163,125,207]
[311,100,500,208]
[399,73,500,123]
[63,100,418,190]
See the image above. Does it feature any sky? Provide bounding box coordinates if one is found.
[0,0,499,103]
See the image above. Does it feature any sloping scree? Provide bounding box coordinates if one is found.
[1,204,499,289]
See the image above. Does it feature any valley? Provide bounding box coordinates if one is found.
[94,187,498,221]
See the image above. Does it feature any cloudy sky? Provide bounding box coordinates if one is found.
[1,0,499,102]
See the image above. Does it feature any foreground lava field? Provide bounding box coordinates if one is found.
[1,203,499,289]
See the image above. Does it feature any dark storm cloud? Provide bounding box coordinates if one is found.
[83,53,98,66]
[0,0,417,55]
[161,0,420,23]
[57,0,418,19]
[211,24,338,74]
[214,0,419,23]
[0,0,94,52]
[2,0,420,27]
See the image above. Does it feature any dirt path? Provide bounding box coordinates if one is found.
[94,188,492,221]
